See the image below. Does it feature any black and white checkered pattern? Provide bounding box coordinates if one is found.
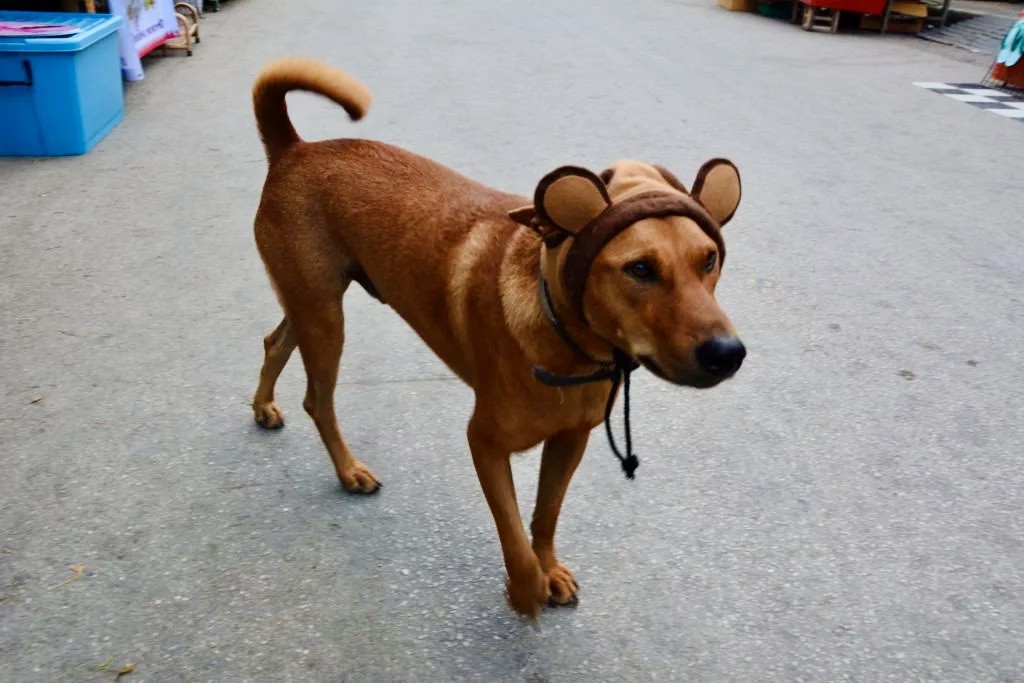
[914,82,1024,122]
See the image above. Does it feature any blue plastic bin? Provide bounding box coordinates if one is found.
[0,11,124,156]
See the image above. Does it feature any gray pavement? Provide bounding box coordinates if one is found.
[2,0,1023,681]
[920,13,1018,55]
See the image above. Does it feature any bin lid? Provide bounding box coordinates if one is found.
[0,22,82,38]
[0,10,122,53]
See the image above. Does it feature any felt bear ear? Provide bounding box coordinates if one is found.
[691,158,741,227]
[532,166,612,235]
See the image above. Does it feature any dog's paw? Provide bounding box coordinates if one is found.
[254,402,285,429]
[339,460,381,495]
[545,563,579,607]
[506,562,549,618]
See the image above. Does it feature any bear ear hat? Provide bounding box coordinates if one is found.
[508,166,612,235]
[690,158,742,227]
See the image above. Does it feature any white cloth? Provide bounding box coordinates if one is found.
[107,0,180,81]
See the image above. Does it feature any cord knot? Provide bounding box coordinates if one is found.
[620,453,639,479]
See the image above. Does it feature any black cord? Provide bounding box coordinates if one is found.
[534,349,640,480]
[603,353,639,480]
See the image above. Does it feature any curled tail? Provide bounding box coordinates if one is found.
[252,57,372,163]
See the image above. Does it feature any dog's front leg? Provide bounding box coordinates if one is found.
[531,429,588,606]
[468,416,548,617]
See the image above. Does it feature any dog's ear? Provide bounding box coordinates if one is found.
[691,158,741,227]
[507,205,537,228]
[533,166,611,235]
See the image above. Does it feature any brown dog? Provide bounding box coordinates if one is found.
[249,57,746,617]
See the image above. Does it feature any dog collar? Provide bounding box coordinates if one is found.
[536,276,608,367]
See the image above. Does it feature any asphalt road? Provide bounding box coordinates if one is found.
[2,1,1022,681]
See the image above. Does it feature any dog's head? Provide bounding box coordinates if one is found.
[510,158,745,389]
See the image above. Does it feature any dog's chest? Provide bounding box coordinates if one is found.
[494,382,611,451]
[553,385,611,427]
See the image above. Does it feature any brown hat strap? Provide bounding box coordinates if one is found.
[561,191,725,321]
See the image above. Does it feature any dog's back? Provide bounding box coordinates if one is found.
[252,59,532,384]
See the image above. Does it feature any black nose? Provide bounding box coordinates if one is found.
[695,336,746,377]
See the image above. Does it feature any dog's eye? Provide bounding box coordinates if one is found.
[703,251,718,274]
[625,260,657,282]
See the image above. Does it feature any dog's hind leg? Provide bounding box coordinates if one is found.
[292,280,381,494]
[252,317,297,429]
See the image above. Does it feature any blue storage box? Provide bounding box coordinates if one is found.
[0,11,124,156]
